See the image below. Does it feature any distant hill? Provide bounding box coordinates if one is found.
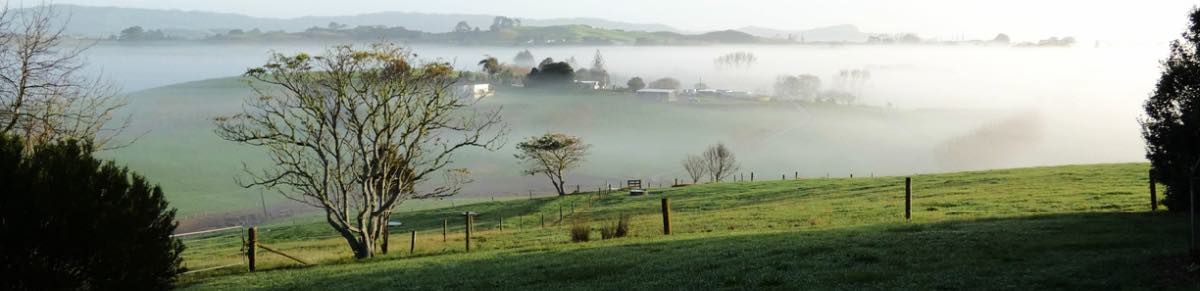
[737,24,868,43]
[21,4,683,38]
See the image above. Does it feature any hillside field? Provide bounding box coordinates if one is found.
[176,163,1199,290]
[102,77,1016,219]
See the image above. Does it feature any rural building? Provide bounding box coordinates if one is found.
[636,89,677,102]
[459,83,494,99]
[573,80,601,90]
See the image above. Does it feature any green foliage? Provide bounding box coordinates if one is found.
[1143,7,1200,212]
[526,61,575,87]
[0,135,185,290]
[118,25,174,41]
[627,77,646,91]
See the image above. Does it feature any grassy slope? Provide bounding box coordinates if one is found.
[103,77,1004,217]
[179,163,1197,290]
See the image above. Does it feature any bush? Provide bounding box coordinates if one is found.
[570,220,591,242]
[599,214,631,240]
[0,136,185,290]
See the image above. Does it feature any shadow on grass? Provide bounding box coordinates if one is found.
[189,211,1198,291]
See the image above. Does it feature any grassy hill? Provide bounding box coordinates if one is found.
[176,163,1198,290]
[100,77,1022,218]
[101,77,1017,219]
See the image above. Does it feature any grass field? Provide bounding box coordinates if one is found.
[175,163,1199,290]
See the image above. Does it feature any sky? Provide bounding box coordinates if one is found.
[52,0,1200,43]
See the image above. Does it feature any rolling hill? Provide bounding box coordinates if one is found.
[101,77,1018,219]
[25,4,681,38]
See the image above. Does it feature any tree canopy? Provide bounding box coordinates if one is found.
[1143,7,1200,212]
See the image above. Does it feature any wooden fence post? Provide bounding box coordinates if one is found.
[443,219,447,242]
[905,177,912,222]
[1150,169,1158,212]
[795,171,798,180]
[661,198,672,235]
[248,226,257,272]
[751,172,755,182]
[464,215,472,252]
[499,217,503,231]
[541,213,545,228]
[410,230,416,255]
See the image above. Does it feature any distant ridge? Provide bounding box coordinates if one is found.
[737,24,868,43]
[21,4,684,38]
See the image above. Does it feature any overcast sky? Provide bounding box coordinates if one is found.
[52,0,1200,42]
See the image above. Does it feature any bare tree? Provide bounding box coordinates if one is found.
[515,133,590,196]
[0,5,128,150]
[214,43,505,259]
[682,154,707,184]
[703,143,740,182]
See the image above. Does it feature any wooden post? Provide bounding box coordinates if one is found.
[795,171,798,180]
[248,226,257,272]
[541,213,545,228]
[1191,177,1197,262]
[905,177,912,222]
[464,215,472,252]
[499,217,504,231]
[751,172,755,182]
[661,198,672,235]
[410,230,416,255]
[443,219,447,242]
[559,205,563,222]
[1150,169,1158,212]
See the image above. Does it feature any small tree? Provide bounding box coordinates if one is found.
[478,55,501,80]
[682,154,707,183]
[526,60,575,87]
[649,77,681,90]
[454,21,473,33]
[0,136,184,290]
[515,133,590,196]
[1144,7,1200,212]
[514,49,535,67]
[703,142,740,182]
[216,44,505,259]
[0,5,128,150]
[627,77,646,91]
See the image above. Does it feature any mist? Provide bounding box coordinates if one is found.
[83,41,1157,212]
